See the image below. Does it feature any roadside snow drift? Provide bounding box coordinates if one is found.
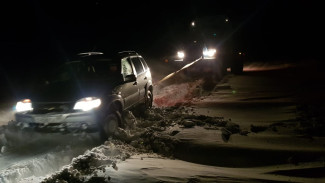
[36,106,325,182]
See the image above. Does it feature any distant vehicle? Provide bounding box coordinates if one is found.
[165,15,246,77]
[12,51,153,139]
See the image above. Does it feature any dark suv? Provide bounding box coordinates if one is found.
[12,51,153,139]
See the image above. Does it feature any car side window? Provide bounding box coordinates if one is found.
[131,57,144,75]
[121,58,133,77]
[139,57,148,70]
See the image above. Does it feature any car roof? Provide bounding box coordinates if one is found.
[117,51,139,57]
[67,51,140,64]
[78,51,139,58]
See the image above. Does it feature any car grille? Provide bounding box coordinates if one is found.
[32,102,74,114]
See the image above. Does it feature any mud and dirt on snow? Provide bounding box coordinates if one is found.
[39,105,245,183]
[39,104,325,182]
[153,75,218,107]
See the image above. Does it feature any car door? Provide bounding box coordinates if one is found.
[120,57,139,109]
[130,56,147,103]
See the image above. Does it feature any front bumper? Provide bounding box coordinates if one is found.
[14,111,100,133]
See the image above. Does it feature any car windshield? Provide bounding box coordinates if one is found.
[50,59,120,83]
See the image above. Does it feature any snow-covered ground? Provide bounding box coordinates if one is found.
[0,103,14,127]
[0,60,324,182]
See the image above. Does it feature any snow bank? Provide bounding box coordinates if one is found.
[0,146,76,183]
[42,140,137,183]
[41,107,243,182]
[0,125,102,183]
[11,105,321,182]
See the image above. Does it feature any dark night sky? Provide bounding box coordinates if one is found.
[1,1,322,62]
[0,0,323,98]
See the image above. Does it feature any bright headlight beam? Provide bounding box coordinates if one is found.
[203,49,217,57]
[73,97,101,111]
[177,51,185,59]
[16,99,33,112]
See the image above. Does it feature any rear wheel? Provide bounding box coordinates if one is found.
[145,90,153,109]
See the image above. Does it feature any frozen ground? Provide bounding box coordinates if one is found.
[0,60,324,182]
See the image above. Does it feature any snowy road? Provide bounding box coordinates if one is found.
[0,129,102,182]
[0,60,325,182]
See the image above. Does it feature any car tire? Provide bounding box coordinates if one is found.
[100,111,122,141]
[145,90,153,109]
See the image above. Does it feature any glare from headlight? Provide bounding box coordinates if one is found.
[16,99,33,112]
[73,97,101,111]
[203,48,217,58]
[177,51,185,59]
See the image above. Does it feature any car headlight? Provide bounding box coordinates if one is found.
[177,51,185,59]
[16,99,33,112]
[203,48,217,59]
[73,97,101,111]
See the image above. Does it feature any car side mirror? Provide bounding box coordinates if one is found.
[124,74,136,82]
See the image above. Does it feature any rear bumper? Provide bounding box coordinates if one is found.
[14,111,99,133]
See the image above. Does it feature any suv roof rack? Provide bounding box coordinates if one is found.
[78,52,104,56]
[118,51,138,55]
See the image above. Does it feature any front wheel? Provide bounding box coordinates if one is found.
[100,111,122,141]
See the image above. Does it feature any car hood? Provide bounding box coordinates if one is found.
[29,79,119,102]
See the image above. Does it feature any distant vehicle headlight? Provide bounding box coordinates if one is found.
[203,48,217,59]
[177,51,185,59]
[16,99,33,112]
[73,97,101,111]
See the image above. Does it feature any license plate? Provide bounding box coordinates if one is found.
[34,116,61,123]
